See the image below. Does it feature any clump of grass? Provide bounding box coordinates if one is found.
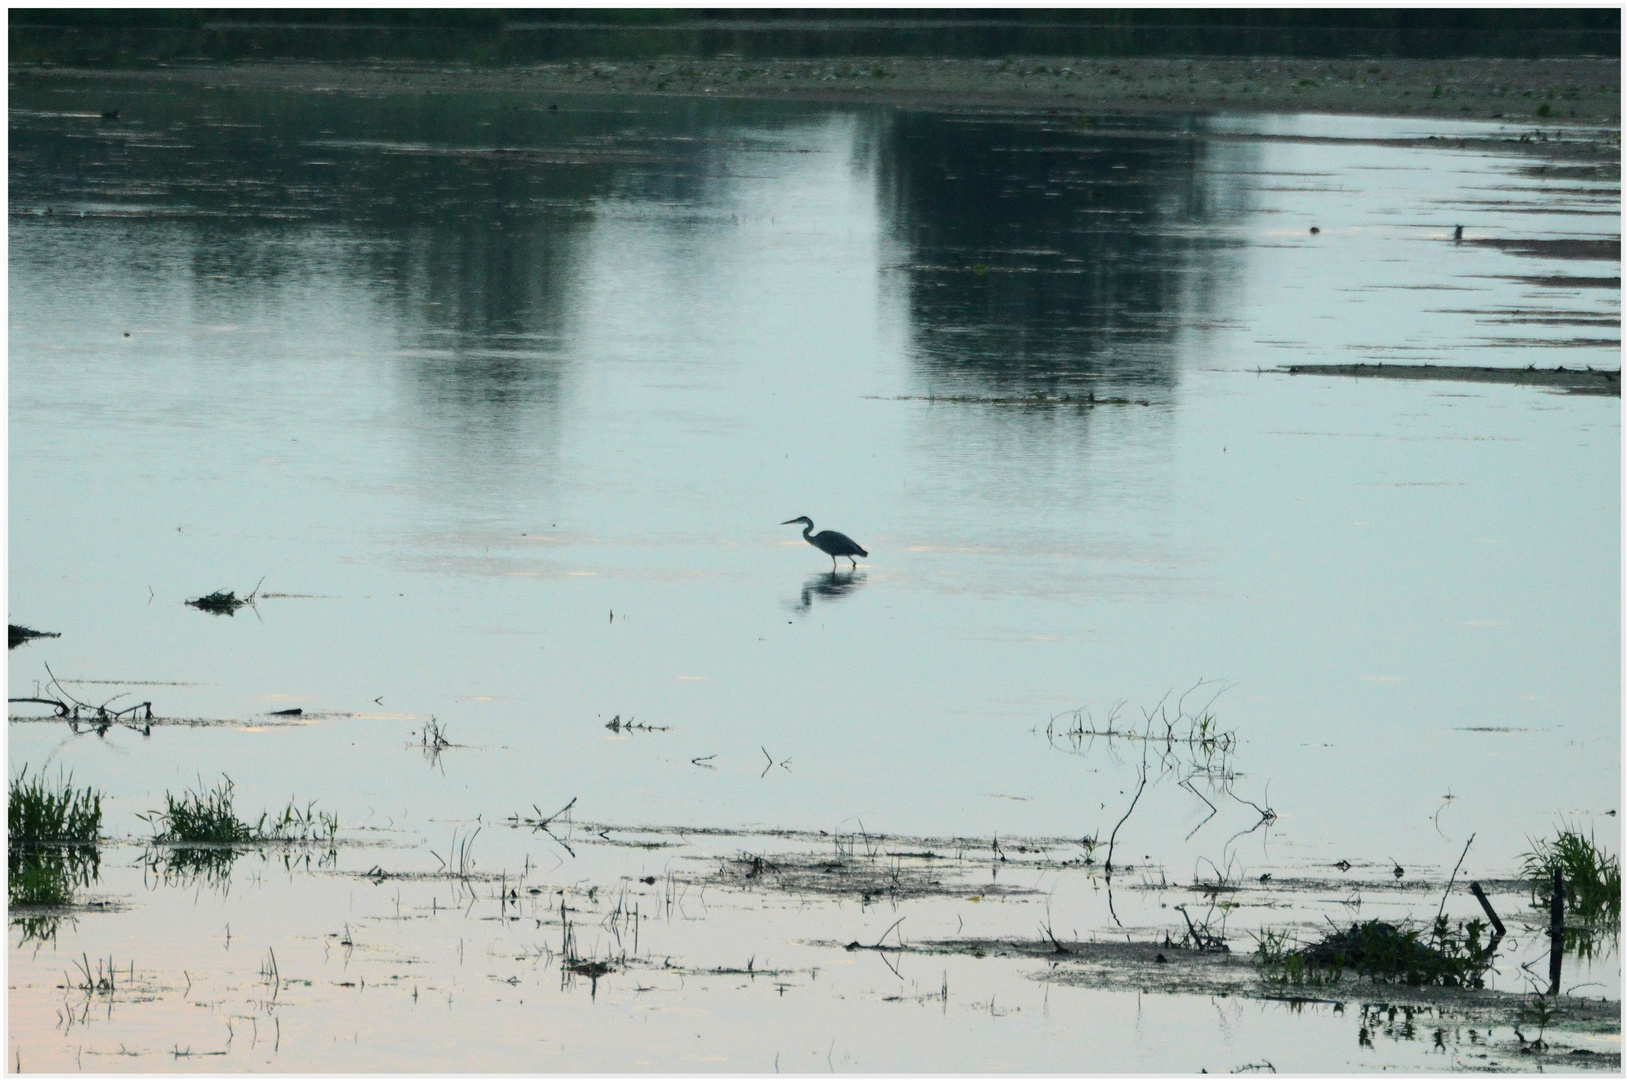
[10,766,102,844]
[1521,825,1620,927]
[1255,918,1494,989]
[1255,927,1340,987]
[256,800,338,844]
[142,776,337,846]
[9,768,104,914]
[142,776,258,843]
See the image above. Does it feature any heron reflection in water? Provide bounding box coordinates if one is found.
[794,569,867,613]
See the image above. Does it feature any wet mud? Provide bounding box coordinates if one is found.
[1283,363,1621,394]
[845,931,1617,1031]
[1465,237,1623,261]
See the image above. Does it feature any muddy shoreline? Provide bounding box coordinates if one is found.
[13,55,1622,130]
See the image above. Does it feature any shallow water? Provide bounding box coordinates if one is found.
[8,77,1621,1069]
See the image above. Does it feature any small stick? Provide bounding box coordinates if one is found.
[1468,882,1506,937]
[8,697,70,716]
[1434,833,1475,929]
[874,916,905,949]
[535,797,576,829]
[1104,758,1149,876]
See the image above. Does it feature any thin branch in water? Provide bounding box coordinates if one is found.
[1105,745,1150,877]
[874,917,906,949]
[1435,833,1476,931]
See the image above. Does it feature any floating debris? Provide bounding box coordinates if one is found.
[185,578,264,615]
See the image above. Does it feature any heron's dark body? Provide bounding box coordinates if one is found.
[782,516,867,568]
[807,529,866,559]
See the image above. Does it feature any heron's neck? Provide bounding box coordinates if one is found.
[802,521,815,540]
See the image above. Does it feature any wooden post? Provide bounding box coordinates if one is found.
[1548,867,1564,997]
[1468,882,1506,937]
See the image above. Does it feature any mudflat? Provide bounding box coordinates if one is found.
[1284,363,1622,394]
[14,55,1621,126]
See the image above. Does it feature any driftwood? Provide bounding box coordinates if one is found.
[8,663,152,734]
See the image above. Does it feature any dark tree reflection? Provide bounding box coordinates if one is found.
[875,112,1246,398]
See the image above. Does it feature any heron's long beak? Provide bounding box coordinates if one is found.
[780,518,803,525]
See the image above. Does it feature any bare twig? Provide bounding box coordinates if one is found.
[534,797,576,830]
[1435,833,1475,930]
[1104,749,1150,877]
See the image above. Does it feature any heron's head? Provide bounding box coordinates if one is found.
[781,516,813,527]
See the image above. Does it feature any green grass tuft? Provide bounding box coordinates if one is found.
[9,767,104,913]
[1522,825,1620,927]
[142,777,338,846]
[9,766,102,844]
[255,800,339,844]
[142,776,258,843]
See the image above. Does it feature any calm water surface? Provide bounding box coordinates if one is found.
[8,77,1620,1068]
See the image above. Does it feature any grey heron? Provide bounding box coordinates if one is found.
[782,516,867,570]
